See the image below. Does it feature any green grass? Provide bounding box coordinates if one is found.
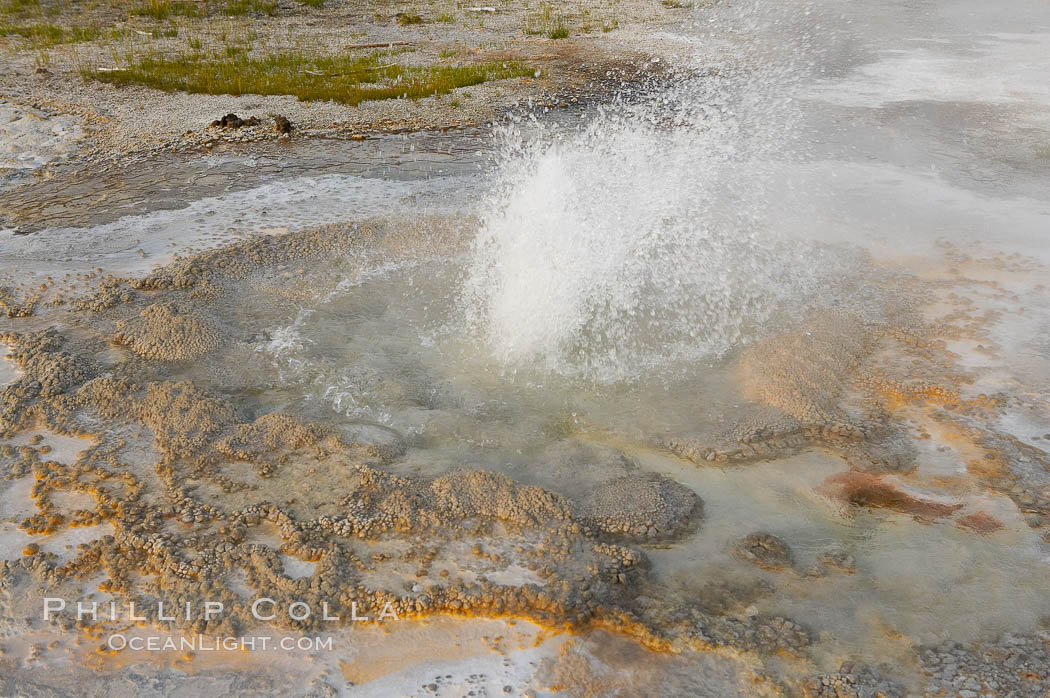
[0,20,60,43]
[296,0,324,6]
[132,0,201,20]
[0,0,40,18]
[223,0,277,16]
[151,22,178,38]
[524,4,571,38]
[71,24,101,41]
[85,50,533,106]
[132,0,276,19]
[546,20,569,39]
[435,12,455,23]
[396,12,423,25]
[0,20,100,47]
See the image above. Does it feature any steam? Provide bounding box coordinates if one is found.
[460,2,828,381]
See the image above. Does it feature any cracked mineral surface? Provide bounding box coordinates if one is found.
[1,209,1048,696]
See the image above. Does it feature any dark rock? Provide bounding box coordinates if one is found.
[731,532,793,570]
[212,113,261,129]
[817,550,856,573]
[272,114,293,134]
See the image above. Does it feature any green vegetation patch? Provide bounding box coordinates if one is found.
[132,0,201,20]
[85,50,532,106]
[0,20,99,47]
[222,0,277,16]
[524,4,572,39]
[0,0,42,18]
[131,0,276,20]
[546,20,569,39]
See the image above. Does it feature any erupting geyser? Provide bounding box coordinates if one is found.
[460,3,834,382]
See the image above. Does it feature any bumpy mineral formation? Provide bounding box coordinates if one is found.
[577,473,701,540]
[1,223,1047,696]
[731,532,793,571]
[0,221,814,684]
[114,303,223,361]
